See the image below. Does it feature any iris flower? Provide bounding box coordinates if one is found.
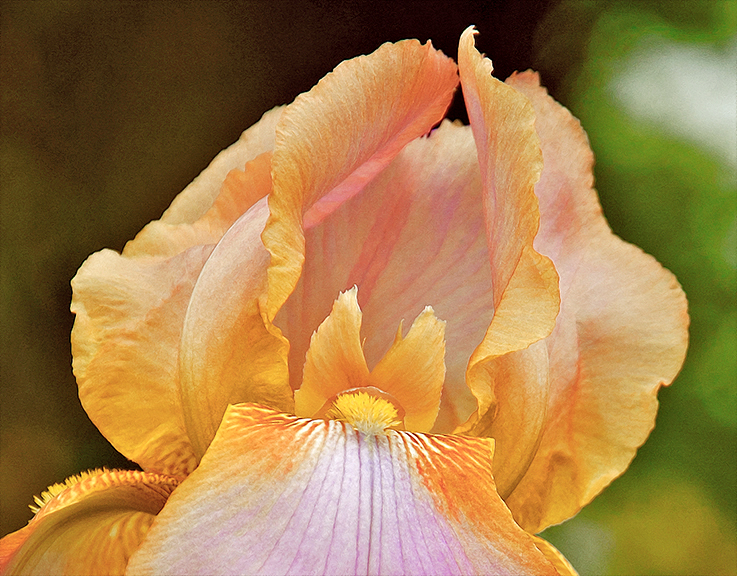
[0,28,688,575]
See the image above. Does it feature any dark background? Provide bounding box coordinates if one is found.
[2,1,735,573]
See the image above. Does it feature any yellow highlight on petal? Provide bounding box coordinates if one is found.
[29,468,111,514]
[325,391,402,435]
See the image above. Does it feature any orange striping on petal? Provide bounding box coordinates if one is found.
[0,469,180,576]
[126,404,561,575]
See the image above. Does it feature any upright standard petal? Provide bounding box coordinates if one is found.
[277,121,492,433]
[457,27,560,496]
[263,38,459,323]
[71,111,281,474]
[0,469,179,576]
[126,404,560,576]
[503,71,689,532]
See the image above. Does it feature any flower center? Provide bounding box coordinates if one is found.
[324,388,403,435]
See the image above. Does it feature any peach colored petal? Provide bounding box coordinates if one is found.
[294,287,370,418]
[457,27,561,495]
[368,306,446,432]
[503,71,689,532]
[263,39,459,326]
[71,119,279,474]
[461,249,559,497]
[0,469,179,576]
[126,404,559,576]
[123,152,274,259]
[154,106,282,228]
[179,197,293,458]
[277,120,492,433]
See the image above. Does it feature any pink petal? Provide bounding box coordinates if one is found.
[503,71,690,532]
[126,404,560,576]
[277,120,493,432]
[263,38,459,325]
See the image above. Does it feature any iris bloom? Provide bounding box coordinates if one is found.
[0,28,688,575]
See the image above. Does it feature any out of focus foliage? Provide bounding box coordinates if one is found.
[1,1,735,574]
[537,2,737,574]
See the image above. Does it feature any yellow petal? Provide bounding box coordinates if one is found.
[502,71,689,532]
[0,469,179,576]
[294,287,370,418]
[179,197,293,458]
[71,114,280,474]
[457,27,561,496]
[461,248,560,497]
[263,38,459,326]
[71,247,209,476]
[296,288,446,433]
[368,306,446,432]
[126,404,559,576]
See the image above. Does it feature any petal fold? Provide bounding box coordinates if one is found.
[126,404,559,576]
[501,71,689,532]
[0,469,179,576]
[179,197,294,458]
[264,38,459,323]
[457,27,561,496]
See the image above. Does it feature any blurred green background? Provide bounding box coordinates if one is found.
[1,1,735,574]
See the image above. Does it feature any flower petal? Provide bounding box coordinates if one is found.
[126,404,559,576]
[532,536,579,576]
[457,27,560,494]
[294,287,371,418]
[179,197,294,458]
[71,246,210,476]
[277,120,492,432]
[368,306,446,432]
[0,469,179,576]
[71,113,281,474]
[502,71,689,532]
[123,151,274,259]
[147,106,282,229]
[263,38,459,324]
